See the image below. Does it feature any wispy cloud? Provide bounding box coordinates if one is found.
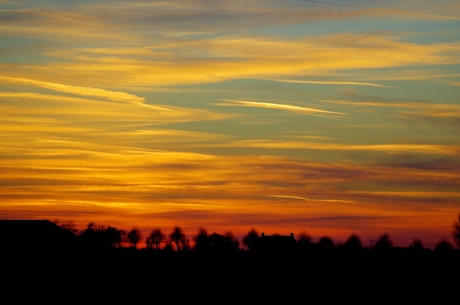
[0,75,170,110]
[320,99,460,122]
[298,0,460,20]
[216,99,347,119]
[320,99,460,110]
[2,33,459,88]
[214,140,460,155]
[270,195,353,203]
[257,78,392,88]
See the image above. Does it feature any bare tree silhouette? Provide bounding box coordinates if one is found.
[50,219,78,234]
[169,226,185,252]
[297,230,314,252]
[223,231,240,251]
[146,228,165,250]
[242,228,260,251]
[126,227,143,249]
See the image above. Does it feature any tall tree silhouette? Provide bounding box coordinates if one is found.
[146,228,165,250]
[193,227,209,251]
[180,236,191,251]
[126,227,143,249]
[453,213,460,249]
[242,228,259,251]
[169,226,185,252]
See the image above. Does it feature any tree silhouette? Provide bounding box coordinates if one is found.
[344,234,363,251]
[242,228,260,251]
[453,213,460,249]
[169,226,185,252]
[126,227,143,249]
[180,236,191,251]
[374,233,393,251]
[297,230,314,252]
[222,231,240,251]
[146,228,165,250]
[163,240,174,253]
[79,222,125,248]
[50,219,79,234]
[317,236,334,251]
[193,227,210,251]
[434,239,453,253]
[104,225,125,248]
[408,238,424,251]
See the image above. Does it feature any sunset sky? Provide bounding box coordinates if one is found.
[1,0,459,248]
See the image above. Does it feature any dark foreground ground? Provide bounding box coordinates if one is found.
[2,247,459,302]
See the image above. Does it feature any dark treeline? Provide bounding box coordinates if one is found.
[2,216,460,300]
[46,214,460,254]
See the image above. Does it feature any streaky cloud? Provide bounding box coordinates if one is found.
[270,195,353,203]
[298,0,460,20]
[0,75,169,110]
[319,99,460,110]
[218,99,347,118]
[217,140,460,155]
[259,78,392,88]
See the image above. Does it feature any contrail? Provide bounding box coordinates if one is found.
[218,99,347,120]
[266,78,392,88]
[0,75,170,111]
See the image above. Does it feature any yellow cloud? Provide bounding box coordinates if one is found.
[2,33,459,88]
[0,75,158,108]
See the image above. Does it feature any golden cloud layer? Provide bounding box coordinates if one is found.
[1,33,459,88]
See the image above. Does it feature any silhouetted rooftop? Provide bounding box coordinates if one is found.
[0,219,79,250]
[258,233,297,252]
